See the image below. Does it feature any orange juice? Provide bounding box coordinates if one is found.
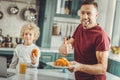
[19,63,27,74]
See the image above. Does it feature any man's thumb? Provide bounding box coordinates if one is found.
[64,37,67,44]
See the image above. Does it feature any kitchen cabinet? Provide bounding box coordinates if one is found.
[40,52,56,69]
[37,0,56,48]
[40,52,74,69]
[0,51,13,68]
[107,58,120,77]
[55,0,82,19]
[40,52,56,63]
[0,51,13,55]
[37,0,81,48]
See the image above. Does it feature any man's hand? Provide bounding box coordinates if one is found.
[68,61,81,72]
[59,37,72,56]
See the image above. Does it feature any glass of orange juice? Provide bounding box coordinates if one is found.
[19,62,27,74]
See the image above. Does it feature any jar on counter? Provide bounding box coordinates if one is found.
[0,28,4,47]
[3,35,13,48]
[16,37,24,44]
[64,6,69,15]
[4,35,12,43]
[52,23,58,36]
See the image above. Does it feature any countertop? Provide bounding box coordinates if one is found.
[107,72,120,80]
[0,47,120,62]
[0,47,74,54]
[0,47,59,53]
[109,52,120,62]
[0,68,119,80]
[5,68,75,80]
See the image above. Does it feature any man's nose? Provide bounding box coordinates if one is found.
[82,13,88,19]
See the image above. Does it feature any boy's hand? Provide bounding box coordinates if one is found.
[30,52,37,64]
[32,49,38,57]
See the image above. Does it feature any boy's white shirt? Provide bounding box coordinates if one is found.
[9,43,41,69]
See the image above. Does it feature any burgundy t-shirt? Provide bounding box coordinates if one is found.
[72,24,110,80]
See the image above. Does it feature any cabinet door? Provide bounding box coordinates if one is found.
[40,52,56,69]
[55,0,73,16]
[40,52,56,62]
[0,51,13,68]
[72,0,82,17]
[0,51,13,55]
[55,0,82,18]
[37,0,56,48]
[55,53,74,61]
[108,59,120,77]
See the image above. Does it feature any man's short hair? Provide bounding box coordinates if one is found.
[81,0,98,10]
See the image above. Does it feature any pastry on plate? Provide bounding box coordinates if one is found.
[54,57,70,66]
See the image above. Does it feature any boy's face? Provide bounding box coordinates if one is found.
[80,4,98,29]
[23,30,35,45]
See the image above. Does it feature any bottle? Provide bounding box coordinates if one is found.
[52,23,58,35]
[64,6,69,15]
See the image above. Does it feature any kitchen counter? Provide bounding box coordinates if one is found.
[0,47,59,53]
[109,52,120,62]
[107,72,120,80]
[3,68,75,80]
[0,47,74,54]
[0,48,14,51]
[1,48,118,61]
[0,68,119,80]
[2,48,120,60]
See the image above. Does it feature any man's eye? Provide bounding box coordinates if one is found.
[25,33,28,35]
[87,12,91,15]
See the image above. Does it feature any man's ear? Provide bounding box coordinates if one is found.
[96,12,99,18]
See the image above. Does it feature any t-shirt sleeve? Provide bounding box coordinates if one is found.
[95,33,110,51]
[72,24,80,39]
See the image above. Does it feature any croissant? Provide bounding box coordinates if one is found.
[54,57,70,66]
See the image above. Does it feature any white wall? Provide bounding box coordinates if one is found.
[96,0,116,38]
[105,0,116,39]
[96,0,108,29]
[0,1,36,37]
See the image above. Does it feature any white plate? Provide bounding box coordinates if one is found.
[46,62,69,69]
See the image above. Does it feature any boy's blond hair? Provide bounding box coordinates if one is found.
[20,23,40,41]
